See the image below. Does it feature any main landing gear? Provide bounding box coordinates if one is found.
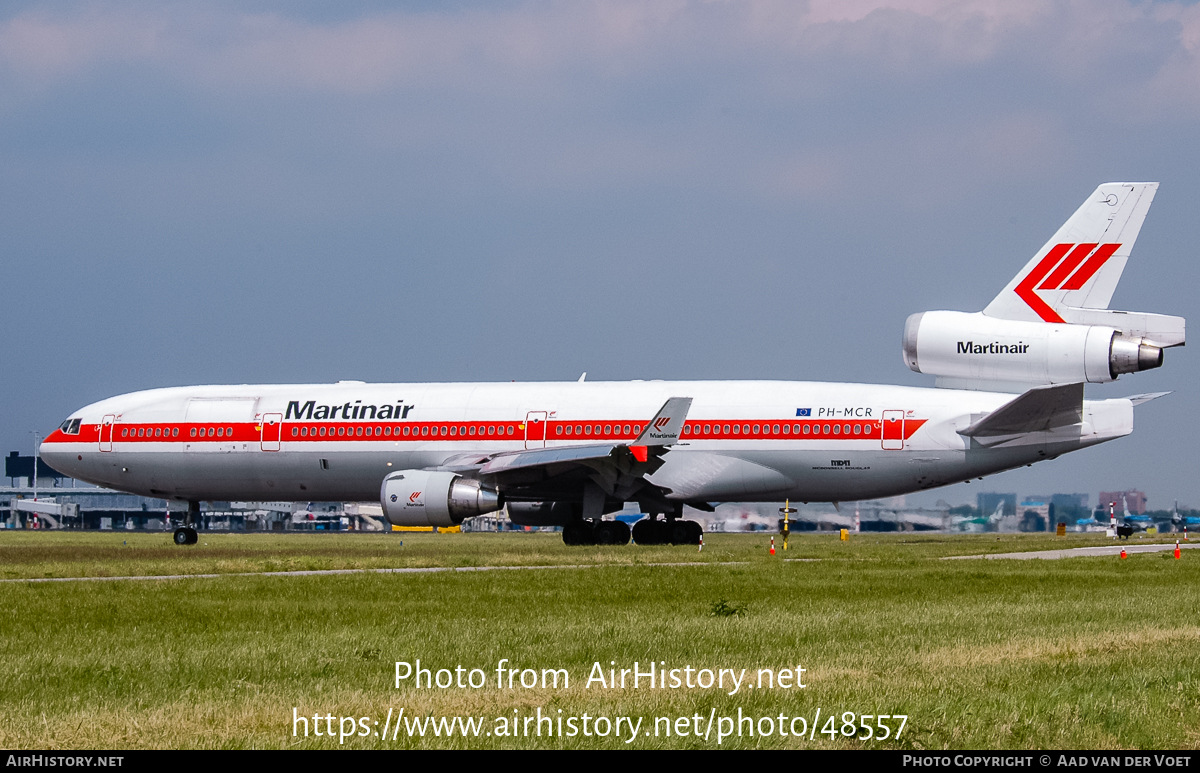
[631,517,703,546]
[173,501,200,546]
[561,519,631,546]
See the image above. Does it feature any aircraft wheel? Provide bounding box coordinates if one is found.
[670,520,693,545]
[596,520,630,546]
[632,518,660,545]
[595,521,619,545]
[688,520,703,544]
[562,521,594,546]
[174,527,198,546]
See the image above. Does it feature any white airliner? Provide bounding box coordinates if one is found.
[41,183,1184,547]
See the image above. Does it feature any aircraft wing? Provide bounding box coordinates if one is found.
[479,443,627,475]
[441,397,693,502]
[959,382,1084,438]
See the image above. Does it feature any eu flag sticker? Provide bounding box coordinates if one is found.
[796,408,811,417]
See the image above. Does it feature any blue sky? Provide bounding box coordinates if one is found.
[3,0,1199,508]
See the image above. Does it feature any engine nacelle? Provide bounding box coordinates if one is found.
[903,311,1163,389]
[381,470,502,527]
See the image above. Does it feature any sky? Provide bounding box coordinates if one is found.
[2,0,1199,509]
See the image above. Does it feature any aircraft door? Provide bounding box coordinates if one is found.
[260,413,283,452]
[524,411,548,449]
[99,415,115,452]
[882,410,905,450]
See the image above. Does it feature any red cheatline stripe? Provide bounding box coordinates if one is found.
[1061,242,1120,290]
[1039,243,1096,290]
[43,419,928,444]
[1014,243,1072,323]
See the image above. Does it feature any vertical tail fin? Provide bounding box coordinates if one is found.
[984,183,1158,322]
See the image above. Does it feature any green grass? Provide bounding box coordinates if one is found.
[0,531,1197,749]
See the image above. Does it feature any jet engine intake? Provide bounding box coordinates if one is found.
[381,470,502,527]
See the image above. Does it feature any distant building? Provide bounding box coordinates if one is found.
[977,492,1016,517]
[1098,490,1147,515]
[1019,499,1051,531]
[1051,493,1089,510]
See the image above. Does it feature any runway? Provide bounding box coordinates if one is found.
[946,542,1199,561]
[0,560,746,584]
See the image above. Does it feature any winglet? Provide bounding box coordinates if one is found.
[632,397,692,447]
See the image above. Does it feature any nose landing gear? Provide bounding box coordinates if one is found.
[172,501,200,546]
[173,527,198,545]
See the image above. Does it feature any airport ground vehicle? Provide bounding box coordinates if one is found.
[41,183,1183,546]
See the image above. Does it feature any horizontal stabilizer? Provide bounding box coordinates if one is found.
[959,382,1083,438]
[1125,391,1171,407]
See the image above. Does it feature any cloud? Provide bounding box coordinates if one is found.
[0,1,1196,201]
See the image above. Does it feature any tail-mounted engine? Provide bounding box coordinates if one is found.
[903,311,1175,391]
[381,470,502,527]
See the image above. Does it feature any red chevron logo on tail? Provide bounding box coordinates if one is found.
[1014,243,1120,322]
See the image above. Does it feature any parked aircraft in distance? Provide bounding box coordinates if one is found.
[41,183,1183,546]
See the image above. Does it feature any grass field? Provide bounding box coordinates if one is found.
[0,530,1197,749]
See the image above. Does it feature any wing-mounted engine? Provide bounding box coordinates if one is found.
[381,470,502,527]
[903,182,1184,392]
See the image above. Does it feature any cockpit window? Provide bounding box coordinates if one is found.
[59,419,81,435]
